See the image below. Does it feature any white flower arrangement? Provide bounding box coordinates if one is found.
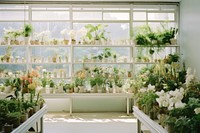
[3,27,23,40]
[68,29,77,40]
[186,67,196,86]
[156,88,186,110]
[78,27,87,37]
[35,30,50,42]
[60,28,69,40]
[194,107,200,114]
[138,84,156,93]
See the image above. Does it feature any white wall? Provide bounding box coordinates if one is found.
[180,0,200,78]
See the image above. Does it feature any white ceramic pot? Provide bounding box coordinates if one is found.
[79,86,85,93]
[74,87,79,93]
[4,86,12,93]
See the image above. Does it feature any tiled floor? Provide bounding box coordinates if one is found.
[44,112,137,133]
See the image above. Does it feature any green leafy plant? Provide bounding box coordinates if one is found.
[84,24,108,41]
[159,27,178,44]
[23,24,33,37]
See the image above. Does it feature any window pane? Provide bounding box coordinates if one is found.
[0,5,28,10]
[73,12,102,20]
[148,13,175,21]
[0,22,23,37]
[133,12,146,20]
[133,22,146,28]
[32,22,70,38]
[73,23,129,40]
[0,11,28,20]
[106,23,129,40]
[148,22,176,31]
[103,12,129,20]
[32,11,69,20]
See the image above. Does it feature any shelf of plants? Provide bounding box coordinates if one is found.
[0,83,46,133]
[133,106,167,133]
[132,56,200,133]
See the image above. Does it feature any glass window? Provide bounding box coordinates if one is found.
[133,12,146,20]
[32,11,69,20]
[105,23,130,40]
[103,12,129,20]
[0,22,24,37]
[148,12,175,21]
[32,22,70,38]
[0,11,28,20]
[73,12,102,20]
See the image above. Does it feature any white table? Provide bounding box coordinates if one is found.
[42,93,133,115]
[133,106,167,133]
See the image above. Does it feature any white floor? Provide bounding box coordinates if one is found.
[44,112,137,133]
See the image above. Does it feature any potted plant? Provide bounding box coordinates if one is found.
[164,116,176,133]
[74,78,85,93]
[6,112,22,128]
[90,78,97,93]
[84,24,108,45]
[63,83,74,93]
[68,30,77,45]
[60,28,69,45]
[2,46,12,63]
[3,123,13,133]
[22,24,33,45]
[3,78,12,93]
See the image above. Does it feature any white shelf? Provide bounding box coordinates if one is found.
[29,45,71,47]
[30,62,71,65]
[135,45,179,47]
[134,62,156,65]
[0,45,27,47]
[133,106,168,133]
[71,44,133,47]
[42,93,133,98]
[0,62,27,65]
[11,105,47,133]
[73,62,133,64]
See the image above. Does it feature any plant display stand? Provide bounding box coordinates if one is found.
[9,105,47,133]
[133,106,167,133]
[42,93,133,115]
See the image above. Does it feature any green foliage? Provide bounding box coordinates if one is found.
[84,24,108,41]
[75,77,84,87]
[63,83,74,92]
[23,24,33,37]
[49,80,55,88]
[6,112,22,121]
[174,116,191,133]
[159,27,178,44]
[165,54,179,64]
[90,78,96,87]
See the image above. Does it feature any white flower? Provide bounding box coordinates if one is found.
[68,30,77,39]
[139,88,147,93]
[194,107,200,114]
[147,84,155,92]
[156,90,165,96]
[78,27,87,36]
[60,28,69,39]
[175,101,186,108]
[8,72,13,76]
